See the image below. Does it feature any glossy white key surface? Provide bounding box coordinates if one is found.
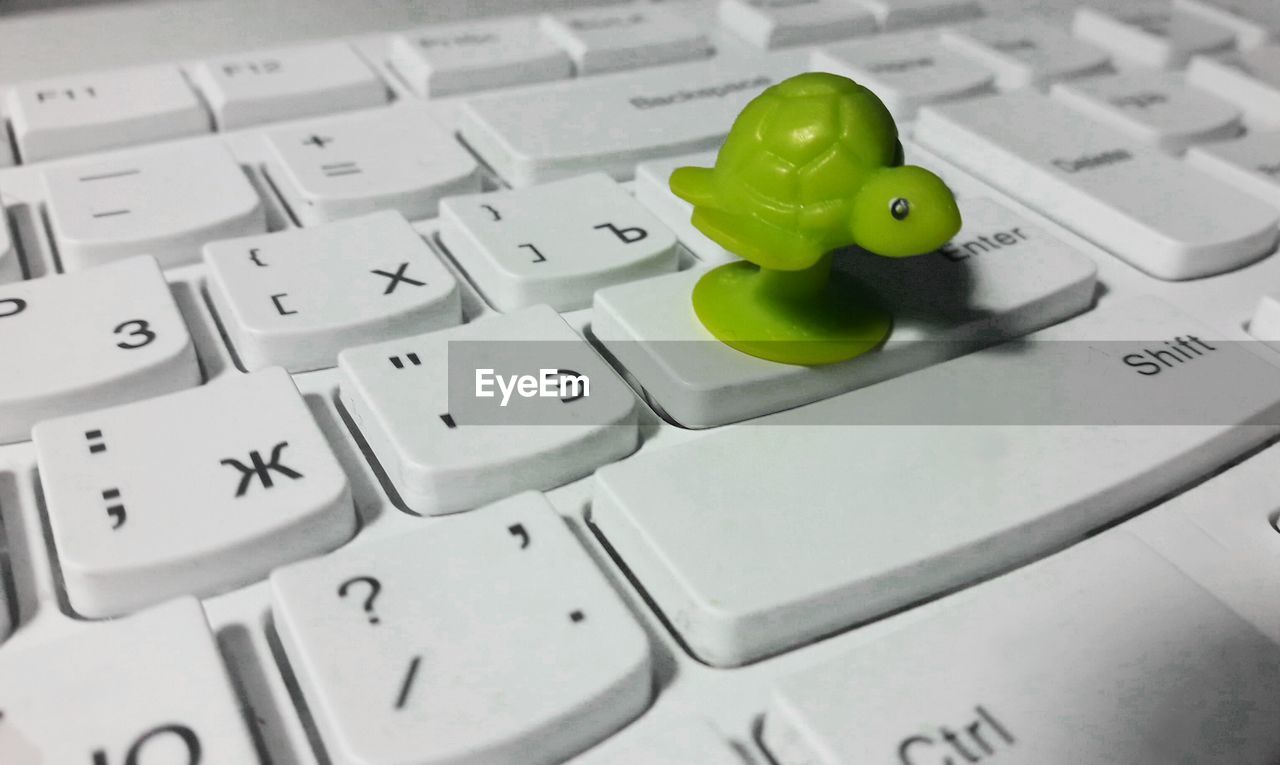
[265,108,480,225]
[1249,290,1280,347]
[388,17,572,98]
[34,367,354,617]
[718,0,876,49]
[594,197,1096,428]
[540,5,712,75]
[570,719,743,764]
[205,211,460,372]
[0,599,259,763]
[43,140,266,270]
[0,203,16,284]
[438,173,679,311]
[855,0,982,30]
[592,297,1280,665]
[915,90,1280,280]
[1187,130,1280,208]
[0,256,198,445]
[271,492,652,765]
[1051,70,1243,154]
[6,65,209,163]
[1188,45,1280,128]
[189,41,388,130]
[761,531,1280,764]
[1073,3,1236,69]
[1175,0,1279,49]
[339,305,639,515]
[458,54,802,186]
[940,17,1111,90]
[812,30,995,119]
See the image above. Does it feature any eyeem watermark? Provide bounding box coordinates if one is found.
[475,368,590,407]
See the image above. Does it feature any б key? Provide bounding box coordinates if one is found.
[34,367,354,617]
[205,210,461,372]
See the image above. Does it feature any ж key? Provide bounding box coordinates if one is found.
[915,89,1279,280]
[591,297,1280,666]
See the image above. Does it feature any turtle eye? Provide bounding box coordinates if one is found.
[890,198,911,221]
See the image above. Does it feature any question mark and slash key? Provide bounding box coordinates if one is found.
[339,575,382,625]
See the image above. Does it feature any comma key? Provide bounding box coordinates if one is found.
[762,531,1280,763]
[0,256,198,445]
[33,368,353,617]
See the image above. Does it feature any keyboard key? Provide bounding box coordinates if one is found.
[811,30,995,119]
[271,492,652,765]
[458,54,801,186]
[437,173,679,311]
[0,202,16,284]
[1073,3,1236,69]
[915,90,1279,280]
[0,256,198,445]
[760,531,1280,763]
[265,108,480,225]
[540,5,712,75]
[1186,130,1280,208]
[43,140,266,270]
[339,305,639,515]
[388,17,572,98]
[189,41,388,130]
[1248,290,1280,346]
[5,65,209,162]
[0,599,259,763]
[940,17,1112,90]
[1187,45,1280,128]
[718,0,876,49]
[33,367,352,618]
[570,719,742,764]
[205,210,460,372]
[1051,69,1242,154]
[594,197,1096,428]
[855,0,982,30]
[634,151,738,265]
[592,296,1280,665]
[1175,0,1279,49]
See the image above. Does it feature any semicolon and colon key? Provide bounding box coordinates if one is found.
[204,211,460,372]
[271,492,651,765]
[33,367,354,617]
[913,89,1279,280]
[437,173,679,312]
[592,296,1280,667]
[42,140,266,270]
[338,305,639,515]
[0,256,199,445]
[265,108,480,225]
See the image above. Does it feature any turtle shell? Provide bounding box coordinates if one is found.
[713,72,902,249]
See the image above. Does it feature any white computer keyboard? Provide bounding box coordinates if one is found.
[4,0,1280,762]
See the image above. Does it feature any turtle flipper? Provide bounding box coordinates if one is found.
[669,166,718,208]
[690,207,825,270]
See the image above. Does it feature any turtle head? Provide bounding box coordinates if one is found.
[848,165,961,258]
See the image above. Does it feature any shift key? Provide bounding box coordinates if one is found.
[915,90,1279,280]
[763,530,1280,764]
[458,54,802,186]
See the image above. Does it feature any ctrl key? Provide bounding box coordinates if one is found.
[763,531,1280,764]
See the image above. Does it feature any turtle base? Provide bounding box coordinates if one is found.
[691,259,892,366]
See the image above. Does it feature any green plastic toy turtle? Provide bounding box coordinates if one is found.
[670,71,962,366]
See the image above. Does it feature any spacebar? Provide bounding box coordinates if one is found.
[591,297,1280,667]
